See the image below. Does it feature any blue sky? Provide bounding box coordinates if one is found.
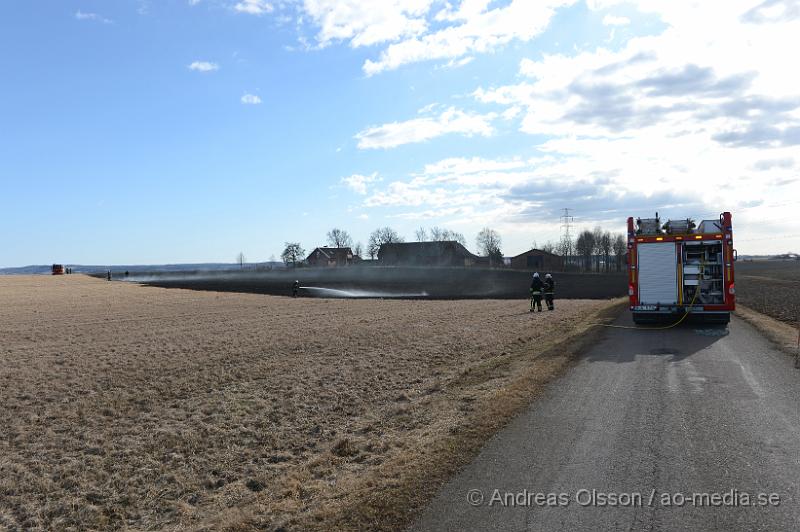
[2,0,799,267]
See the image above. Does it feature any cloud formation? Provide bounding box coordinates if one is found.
[240,93,262,104]
[341,172,379,195]
[75,11,112,24]
[302,0,431,47]
[234,0,273,15]
[348,2,800,251]
[602,14,630,26]
[296,0,574,75]
[188,61,219,72]
[355,107,495,149]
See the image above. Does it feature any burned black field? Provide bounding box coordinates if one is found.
[119,266,627,300]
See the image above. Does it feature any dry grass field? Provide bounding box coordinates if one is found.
[0,275,621,531]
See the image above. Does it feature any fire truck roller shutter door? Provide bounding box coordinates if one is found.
[638,242,678,305]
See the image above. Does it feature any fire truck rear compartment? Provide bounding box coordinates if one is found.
[683,240,725,305]
[634,240,729,324]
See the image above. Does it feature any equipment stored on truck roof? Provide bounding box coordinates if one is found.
[627,212,736,325]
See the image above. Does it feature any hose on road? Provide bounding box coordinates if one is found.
[590,258,705,331]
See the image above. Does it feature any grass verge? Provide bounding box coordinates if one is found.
[736,305,800,361]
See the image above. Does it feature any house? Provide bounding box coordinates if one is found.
[378,241,485,267]
[510,248,563,271]
[306,247,355,267]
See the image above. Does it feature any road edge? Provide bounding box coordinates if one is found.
[735,305,800,359]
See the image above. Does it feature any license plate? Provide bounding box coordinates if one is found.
[634,305,657,311]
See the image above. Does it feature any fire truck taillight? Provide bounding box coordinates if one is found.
[728,283,735,295]
[628,285,635,296]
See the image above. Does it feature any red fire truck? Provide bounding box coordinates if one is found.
[627,212,736,324]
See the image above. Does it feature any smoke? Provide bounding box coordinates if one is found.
[118,266,626,300]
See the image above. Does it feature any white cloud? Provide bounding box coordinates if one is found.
[234,0,273,15]
[240,93,262,104]
[341,172,379,194]
[350,0,800,253]
[439,56,475,69]
[75,10,112,24]
[363,0,575,75]
[302,0,433,47]
[355,107,496,149]
[297,0,574,75]
[188,61,219,72]
[602,14,630,26]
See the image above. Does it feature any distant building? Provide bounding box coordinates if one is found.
[306,247,356,267]
[510,249,563,271]
[378,241,486,267]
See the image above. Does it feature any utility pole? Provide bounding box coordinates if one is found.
[560,208,574,242]
[560,208,574,269]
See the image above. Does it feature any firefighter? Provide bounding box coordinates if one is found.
[544,273,555,311]
[107,270,111,281]
[530,272,543,312]
[292,280,300,298]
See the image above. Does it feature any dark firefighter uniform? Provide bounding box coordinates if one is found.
[530,274,543,312]
[543,274,555,311]
[292,280,300,298]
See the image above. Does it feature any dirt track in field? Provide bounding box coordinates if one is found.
[0,275,620,531]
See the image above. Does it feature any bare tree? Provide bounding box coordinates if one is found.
[281,242,305,267]
[558,235,574,269]
[476,227,503,266]
[441,229,466,246]
[541,240,556,254]
[612,233,627,272]
[368,227,404,259]
[599,231,612,272]
[353,241,363,259]
[530,239,538,251]
[236,252,246,269]
[417,226,467,246]
[326,228,353,248]
[575,230,595,272]
[591,226,605,272]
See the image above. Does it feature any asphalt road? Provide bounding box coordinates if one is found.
[413,313,800,531]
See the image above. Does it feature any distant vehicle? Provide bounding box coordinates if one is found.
[627,212,736,324]
[52,264,65,275]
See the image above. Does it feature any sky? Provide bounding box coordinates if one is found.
[1,0,799,267]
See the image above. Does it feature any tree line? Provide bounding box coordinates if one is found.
[273,224,627,272]
[535,228,627,272]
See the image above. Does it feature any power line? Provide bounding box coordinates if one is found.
[560,208,574,241]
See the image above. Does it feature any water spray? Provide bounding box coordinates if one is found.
[299,286,428,299]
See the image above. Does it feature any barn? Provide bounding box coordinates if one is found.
[378,241,485,267]
[510,248,563,271]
